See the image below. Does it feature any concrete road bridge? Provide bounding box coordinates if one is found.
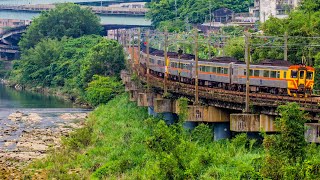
[0,24,152,59]
[0,4,148,16]
[118,30,320,142]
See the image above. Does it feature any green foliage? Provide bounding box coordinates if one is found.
[10,35,125,104]
[80,39,125,86]
[27,94,263,179]
[19,3,101,50]
[191,123,213,144]
[276,103,308,162]
[260,8,320,65]
[262,103,309,179]
[177,97,188,123]
[85,75,123,106]
[63,123,93,151]
[147,0,254,27]
[224,37,245,60]
[158,19,186,33]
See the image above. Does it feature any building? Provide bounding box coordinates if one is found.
[250,0,301,23]
[213,8,234,23]
[0,19,30,33]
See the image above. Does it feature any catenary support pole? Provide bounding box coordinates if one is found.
[245,32,251,113]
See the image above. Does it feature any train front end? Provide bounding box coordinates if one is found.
[287,65,315,97]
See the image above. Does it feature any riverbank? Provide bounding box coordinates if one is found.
[0,109,89,179]
[21,94,265,179]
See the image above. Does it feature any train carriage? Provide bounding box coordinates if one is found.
[139,45,315,97]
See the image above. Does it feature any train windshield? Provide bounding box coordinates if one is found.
[307,71,314,80]
[291,70,298,78]
[299,71,305,79]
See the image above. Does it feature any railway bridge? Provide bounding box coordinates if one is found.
[118,29,320,142]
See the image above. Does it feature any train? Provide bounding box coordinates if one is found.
[137,45,315,97]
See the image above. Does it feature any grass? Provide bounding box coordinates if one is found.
[23,93,265,179]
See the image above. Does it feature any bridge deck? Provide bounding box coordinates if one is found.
[0,4,148,16]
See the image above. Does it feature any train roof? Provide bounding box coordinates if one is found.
[256,59,292,67]
[140,45,297,67]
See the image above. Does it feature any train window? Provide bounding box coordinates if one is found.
[254,70,260,77]
[149,58,154,64]
[249,70,253,76]
[183,64,187,69]
[217,67,222,74]
[284,72,287,78]
[299,71,305,79]
[244,69,246,76]
[212,67,217,73]
[224,68,229,74]
[270,71,277,78]
[307,71,313,80]
[291,70,297,78]
[157,60,162,66]
[263,70,270,77]
[200,66,205,72]
[205,66,211,72]
[276,71,280,78]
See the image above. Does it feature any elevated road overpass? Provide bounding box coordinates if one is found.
[0,4,148,16]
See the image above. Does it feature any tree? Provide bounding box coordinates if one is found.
[85,75,123,106]
[224,37,245,60]
[262,103,308,179]
[19,3,101,50]
[146,0,254,28]
[80,39,125,87]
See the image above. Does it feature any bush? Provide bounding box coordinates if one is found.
[85,75,123,106]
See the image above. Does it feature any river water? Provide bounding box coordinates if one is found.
[0,84,89,152]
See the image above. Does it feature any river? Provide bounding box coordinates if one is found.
[0,83,89,166]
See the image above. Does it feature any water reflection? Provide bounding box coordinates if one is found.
[0,83,75,108]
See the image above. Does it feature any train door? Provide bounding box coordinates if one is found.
[229,63,233,84]
[231,63,238,84]
[298,69,306,90]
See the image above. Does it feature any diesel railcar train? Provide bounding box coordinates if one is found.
[138,46,315,97]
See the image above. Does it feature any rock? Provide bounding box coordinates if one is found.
[14,84,22,91]
[8,111,25,121]
[8,112,42,123]
[59,113,88,120]
[21,113,42,123]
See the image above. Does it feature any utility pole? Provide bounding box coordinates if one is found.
[146,30,150,91]
[164,30,168,95]
[207,32,211,60]
[194,29,199,105]
[284,32,288,61]
[131,30,135,69]
[245,32,250,113]
[138,28,141,65]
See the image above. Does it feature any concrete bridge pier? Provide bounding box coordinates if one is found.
[183,105,231,140]
[230,114,277,136]
[213,122,231,141]
[154,98,177,125]
[183,121,198,130]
